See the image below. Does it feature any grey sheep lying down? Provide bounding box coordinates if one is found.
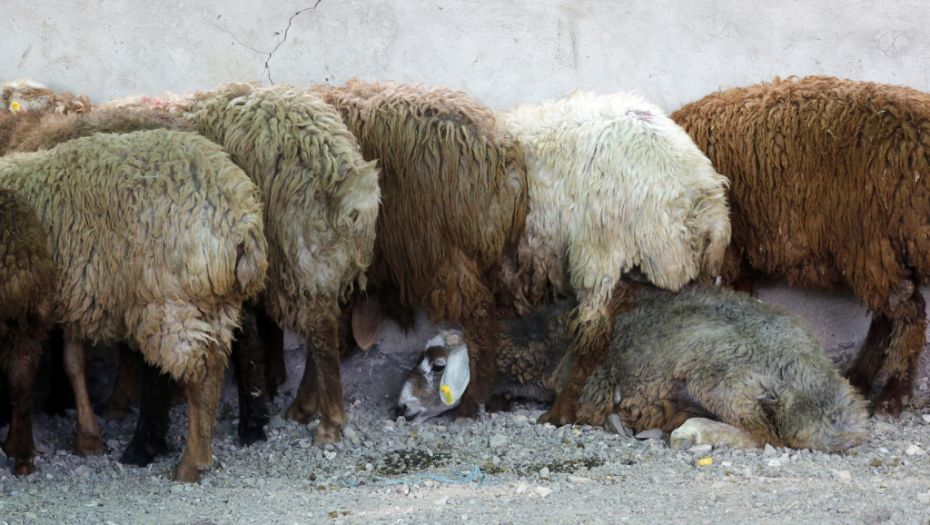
[398,286,869,453]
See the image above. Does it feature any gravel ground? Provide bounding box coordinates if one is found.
[2,309,930,525]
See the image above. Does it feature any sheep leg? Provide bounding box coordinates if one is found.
[1,336,41,475]
[670,418,758,450]
[872,290,926,417]
[846,312,894,399]
[232,309,270,446]
[63,338,103,456]
[119,359,173,467]
[538,321,612,426]
[102,343,141,420]
[255,307,286,399]
[286,351,321,425]
[176,358,224,483]
[456,314,503,418]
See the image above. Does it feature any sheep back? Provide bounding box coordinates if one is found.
[318,79,527,323]
[671,76,930,308]
[0,107,195,155]
[0,186,57,343]
[500,90,730,323]
[0,129,267,382]
[104,83,379,337]
[1,79,93,115]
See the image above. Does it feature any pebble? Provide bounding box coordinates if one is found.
[873,422,897,434]
[762,444,778,457]
[635,429,662,440]
[536,487,553,499]
[832,470,852,482]
[434,496,449,506]
[515,483,528,494]
[539,467,550,479]
[606,414,626,435]
[73,466,91,476]
[512,415,529,428]
[489,434,508,448]
[922,415,930,424]
[567,476,591,485]
[918,493,930,505]
[905,445,926,456]
[106,439,120,449]
[343,426,357,439]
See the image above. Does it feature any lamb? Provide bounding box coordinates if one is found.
[495,89,731,425]
[1,79,93,114]
[316,79,528,422]
[670,75,930,416]
[398,286,869,453]
[0,129,268,482]
[103,83,380,446]
[0,186,57,474]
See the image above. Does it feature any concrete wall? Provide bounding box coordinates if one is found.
[4,0,929,349]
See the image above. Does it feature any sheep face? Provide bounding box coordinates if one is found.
[397,331,468,422]
[764,383,869,453]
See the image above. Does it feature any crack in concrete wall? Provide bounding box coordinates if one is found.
[263,0,323,85]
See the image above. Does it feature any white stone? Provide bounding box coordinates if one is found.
[536,487,553,499]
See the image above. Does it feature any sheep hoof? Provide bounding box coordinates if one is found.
[238,421,269,446]
[285,402,314,425]
[314,421,341,447]
[13,460,36,476]
[537,405,577,427]
[73,431,103,457]
[120,434,169,467]
[175,462,202,483]
[872,393,904,418]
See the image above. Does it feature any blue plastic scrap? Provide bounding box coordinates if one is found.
[376,466,494,488]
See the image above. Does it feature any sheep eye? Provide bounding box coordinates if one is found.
[431,363,446,372]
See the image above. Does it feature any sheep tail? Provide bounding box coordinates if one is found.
[235,229,267,298]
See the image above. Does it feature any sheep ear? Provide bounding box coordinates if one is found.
[439,343,471,406]
[351,294,382,351]
[758,394,780,420]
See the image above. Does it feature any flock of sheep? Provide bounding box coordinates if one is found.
[0,74,927,484]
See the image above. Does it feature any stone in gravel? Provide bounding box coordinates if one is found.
[539,467,550,479]
[515,483,528,494]
[298,439,311,449]
[434,496,449,505]
[873,421,896,434]
[918,493,930,504]
[73,466,90,476]
[635,429,662,440]
[606,414,626,435]
[567,476,591,485]
[512,415,528,428]
[106,439,120,449]
[170,485,184,494]
[455,417,475,427]
[343,426,357,438]
[687,444,713,456]
[489,434,508,448]
[905,445,926,456]
[922,414,930,423]
[536,487,553,498]
[832,470,851,482]
[763,444,778,457]
[324,443,335,451]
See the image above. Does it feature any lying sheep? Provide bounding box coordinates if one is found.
[0,186,57,474]
[0,129,268,482]
[496,89,730,425]
[1,79,93,114]
[103,83,380,446]
[316,79,528,421]
[671,76,930,416]
[398,286,869,453]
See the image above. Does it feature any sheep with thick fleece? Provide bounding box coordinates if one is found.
[104,83,380,445]
[496,89,730,424]
[671,76,930,416]
[0,186,57,474]
[1,79,93,114]
[398,286,869,453]
[0,129,268,482]
[316,79,528,419]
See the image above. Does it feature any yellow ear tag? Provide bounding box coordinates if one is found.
[10,101,21,112]
[697,458,713,466]
[441,385,453,405]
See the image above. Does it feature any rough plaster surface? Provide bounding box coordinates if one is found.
[4,0,930,344]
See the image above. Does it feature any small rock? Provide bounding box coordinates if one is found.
[763,444,778,457]
[489,434,508,448]
[571,428,582,436]
[324,443,335,452]
[917,493,930,504]
[298,439,312,449]
[73,466,91,476]
[512,415,528,428]
[515,483,528,494]
[24,512,38,521]
[455,417,475,427]
[567,476,591,485]
[832,470,851,482]
[873,421,896,434]
[536,487,553,498]
[687,444,713,456]
[492,456,501,466]
[539,467,550,479]
[605,414,626,435]
[922,414,930,424]
[905,445,926,456]
[635,429,662,440]
[434,496,449,506]
[170,485,184,494]
[106,439,120,450]
[343,426,357,439]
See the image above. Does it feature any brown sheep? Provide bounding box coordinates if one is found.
[317,79,528,419]
[0,186,57,474]
[670,76,930,416]
[1,79,93,115]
